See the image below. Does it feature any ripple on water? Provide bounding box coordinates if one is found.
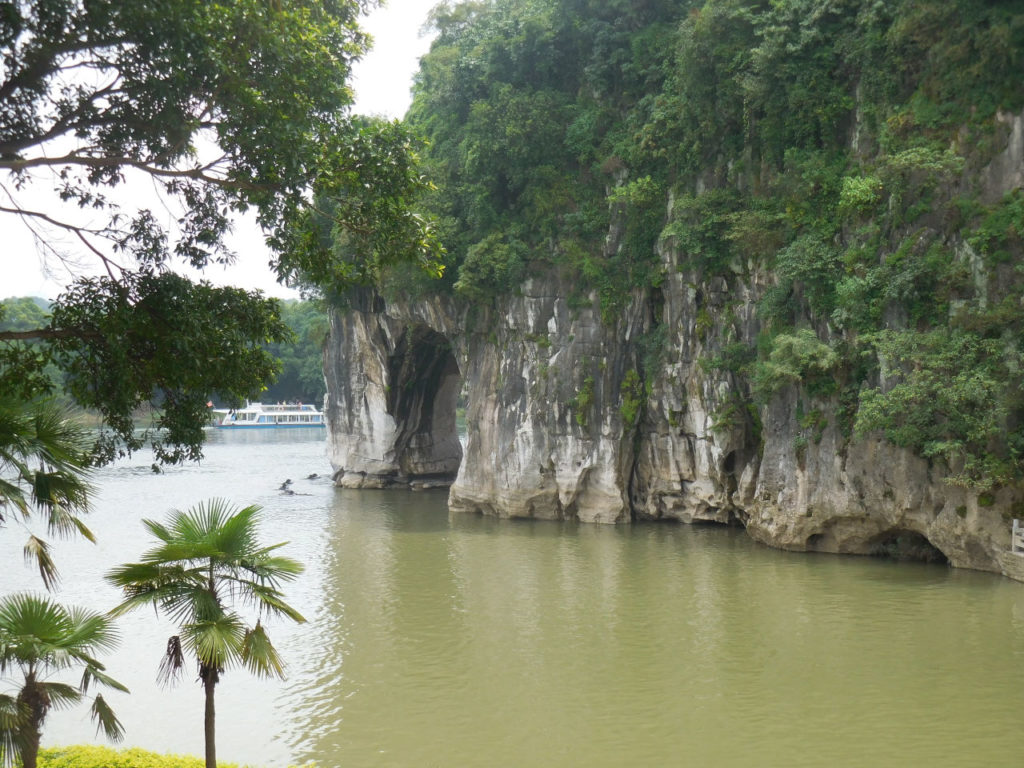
[5,432,1024,767]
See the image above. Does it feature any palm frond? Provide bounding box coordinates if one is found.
[238,581,306,623]
[242,552,306,585]
[211,502,262,558]
[0,592,65,637]
[169,503,223,547]
[36,681,82,711]
[0,692,31,768]
[23,534,60,590]
[90,694,124,742]
[141,517,174,543]
[0,594,121,671]
[156,635,185,688]
[240,621,285,679]
[181,614,245,670]
[0,692,31,757]
[0,478,28,516]
[80,662,130,695]
[1,399,95,591]
[26,402,93,468]
[43,501,96,543]
[63,607,121,656]
[107,563,210,620]
[31,471,92,524]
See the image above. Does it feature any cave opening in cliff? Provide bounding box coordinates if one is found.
[384,324,463,485]
[866,529,949,564]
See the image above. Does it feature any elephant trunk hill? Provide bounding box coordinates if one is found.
[322,0,1024,580]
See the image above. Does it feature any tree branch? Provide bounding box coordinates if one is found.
[0,35,128,104]
[0,80,124,155]
[0,203,107,236]
[0,199,128,279]
[0,152,270,192]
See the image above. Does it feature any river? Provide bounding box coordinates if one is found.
[2,429,1023,767]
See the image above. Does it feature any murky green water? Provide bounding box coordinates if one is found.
[3,430,1023,767]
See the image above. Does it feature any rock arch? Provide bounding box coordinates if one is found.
[324,301,462,489]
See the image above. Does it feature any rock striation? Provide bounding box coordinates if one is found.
[325,264,1022,580]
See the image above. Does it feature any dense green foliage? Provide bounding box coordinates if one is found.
[0,299,48,332]
[1,0,441,465]
[403,0,684,306]
[403,0,1024,490]
[0,300,61,404]
[2,297,328,410]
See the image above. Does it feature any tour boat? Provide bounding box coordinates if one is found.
[213,401,325,428]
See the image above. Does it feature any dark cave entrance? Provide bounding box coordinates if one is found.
[384,324,463,486]
[866,529,949,564]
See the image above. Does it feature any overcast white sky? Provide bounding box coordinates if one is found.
[2,0,439,301]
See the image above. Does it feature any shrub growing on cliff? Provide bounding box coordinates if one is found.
[839,175,884,217]
[752,329,838,400]
[855,329,1024,490]
[619,370,646,428]
[454,234,528,300]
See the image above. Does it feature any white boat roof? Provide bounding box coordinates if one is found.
[212,402,321,413]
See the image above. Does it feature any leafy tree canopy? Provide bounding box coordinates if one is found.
[1,0,443,463]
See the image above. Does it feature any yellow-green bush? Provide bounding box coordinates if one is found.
[36,745,313,768]
[37,746,211,768]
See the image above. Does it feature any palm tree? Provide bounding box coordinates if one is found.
[0,397,95,590]
[0,593,126,768]
[106,499,305,768]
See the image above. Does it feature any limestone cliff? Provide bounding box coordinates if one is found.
[327,94,1024,583]
[324,200,1024,582]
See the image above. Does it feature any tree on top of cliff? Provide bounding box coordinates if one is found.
[0,0,443,464]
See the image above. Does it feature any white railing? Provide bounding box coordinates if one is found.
[1012,519,1024,556]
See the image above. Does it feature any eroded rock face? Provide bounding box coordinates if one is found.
[324,267,1021,579]
[448,276,644,523]
[323,291,462,489]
